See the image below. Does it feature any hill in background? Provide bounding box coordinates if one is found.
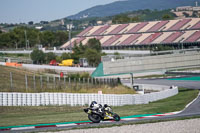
[68,0,198,19]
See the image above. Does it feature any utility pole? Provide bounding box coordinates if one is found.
[24,30,27,49]
[67,22,72,53]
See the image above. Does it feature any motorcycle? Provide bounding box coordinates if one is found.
[84,104,120,123]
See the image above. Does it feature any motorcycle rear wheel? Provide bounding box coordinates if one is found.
[88,114,101,123]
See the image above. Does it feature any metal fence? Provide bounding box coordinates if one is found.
[0,72,119,93]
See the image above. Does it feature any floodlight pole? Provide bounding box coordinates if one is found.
[24,30,27,50]
[67,22,72,53]
[69,26,72,53]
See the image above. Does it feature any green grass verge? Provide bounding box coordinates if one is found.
[0,65,135,94]
[0,88,198,127]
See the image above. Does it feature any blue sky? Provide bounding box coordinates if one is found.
[0,0,119,24]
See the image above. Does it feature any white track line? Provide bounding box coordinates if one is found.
[11,126,35,130]
[56,123,77,127]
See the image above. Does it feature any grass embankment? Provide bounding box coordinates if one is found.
[0,88,198,127]
[0,65,134,94]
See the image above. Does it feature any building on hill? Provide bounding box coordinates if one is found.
[172,1,200,18]
[60,18,200,50]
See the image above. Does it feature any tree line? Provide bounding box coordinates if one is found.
[112,9,174,24]
[0,27,69,49]
[31,38,105,67]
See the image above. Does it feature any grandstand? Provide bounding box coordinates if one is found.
[61,18,200,49]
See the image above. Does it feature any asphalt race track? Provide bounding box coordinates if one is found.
[1,77,200,132]
[134,78,200,89]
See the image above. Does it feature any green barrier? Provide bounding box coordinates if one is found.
[168,76,200,81]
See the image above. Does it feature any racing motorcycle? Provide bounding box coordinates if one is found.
[84,101,120,123]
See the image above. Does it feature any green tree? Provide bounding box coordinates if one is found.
[71,42,86,64]
[8,27,40,49]
[45,52,56,63]
[84,48,101,67]
[112,14,131,24]
[54,31,68,47]
[56,56,62,63]
[0,33,12,48]
[40,31,55,47]
[27,28,40,48]
[70,38,103,66]
[30,49,45,64]
[130,16,140,22]
[162,14,173,20]
[86,38,102,52]
[11,27,26,48]
[61,52,71,60]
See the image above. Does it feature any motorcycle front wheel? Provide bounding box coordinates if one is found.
[88,114,101,123]
[113,113,120,121]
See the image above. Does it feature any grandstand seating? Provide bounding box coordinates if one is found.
[167,19,191,31]
[140,32,163,44]
[127,22,149,33]
[95,36,104,40]
[100,36,113,44]
[102,35,122,46]
[69,37,85,48]
[147,21,169,32]
[121,23,138,33]
[91,25,110,36]
[61,18,200,49]
[174,30,195,43]
[139,21,158,32]
[190,21,200,29]
[114,35,129,45]
[120,34,142,45]
[77,26,93,36]
[162,32,184,43]
[160,20,179,31]
[152,32,172,44]
[135,33,152,44]
[184,31,200,42]
[108,24,129,34]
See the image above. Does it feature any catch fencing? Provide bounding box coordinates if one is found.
[0,71,118,93]
[0,87,178,106]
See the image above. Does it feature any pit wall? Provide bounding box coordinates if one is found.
[0,87,178,106]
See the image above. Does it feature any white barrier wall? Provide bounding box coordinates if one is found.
[0,88,178,106]
[103,51,200,75]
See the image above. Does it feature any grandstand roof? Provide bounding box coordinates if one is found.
[61,18,200,49]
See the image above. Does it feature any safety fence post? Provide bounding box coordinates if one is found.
[33,74,36,91]
[64,76,66,88]
[40,75,43,89]
[87,78,90,89]
[54,76,56,89]
[46,76,49,89]
[10,72,13,90]
[25,74,28,91]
